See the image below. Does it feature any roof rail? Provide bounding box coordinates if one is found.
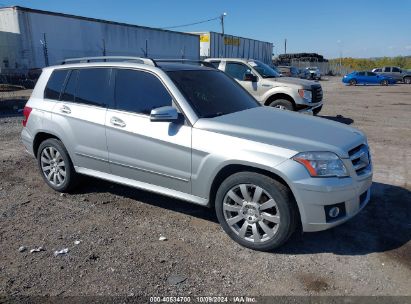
[154,59,215,68]
[61,56,158,67]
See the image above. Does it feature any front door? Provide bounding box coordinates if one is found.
[224,62,260,101]
[105,68,192,193]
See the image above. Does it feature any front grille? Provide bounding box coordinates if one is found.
[348,144,371,176]
[311,85,323,103]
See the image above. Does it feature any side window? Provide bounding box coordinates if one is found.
[367,72,376,76]
[76,68,111,107]
[61,70,78,102]
[392,67,400,73]
[209,61,221,68]
[374,68,382,73]
[383,67,391,72]
[358,72,366,76]
[114,69,172,115]
[225,63,251,81]
[44,70,69,100]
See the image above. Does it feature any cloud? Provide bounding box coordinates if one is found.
[405,45,411,50]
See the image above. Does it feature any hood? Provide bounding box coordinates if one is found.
[267,76,319,88]
[194,107,366,158]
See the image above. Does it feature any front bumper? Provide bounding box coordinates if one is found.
[296,102,323,115]
[275,159,373,232]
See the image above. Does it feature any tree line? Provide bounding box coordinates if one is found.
[329,56,411,71]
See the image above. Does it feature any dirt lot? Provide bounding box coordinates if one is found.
[0,77,410,297]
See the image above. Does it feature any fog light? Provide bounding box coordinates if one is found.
[328,207,340,218]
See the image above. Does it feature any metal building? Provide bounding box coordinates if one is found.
[191,31,273,64]
[0,6,200,75]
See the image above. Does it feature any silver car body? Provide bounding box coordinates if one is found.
[372,66,411,83]
[22,60,372,233]
[205,58,323,114]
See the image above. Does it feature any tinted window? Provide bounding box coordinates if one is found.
[167,70,259,118]
[358,72,366,76]
[44,70,69,100]
[392,67,401,72]
[76,69,111,107]
[225,63,251,80]
[367,72,377,76]
[209,61,221,68]
[374,68,382,72]
[115,69,172,114]
[383,67,391,72]
[61,70,78,102]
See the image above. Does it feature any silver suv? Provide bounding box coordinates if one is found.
[205,58,323,115]
[21,57,372,251]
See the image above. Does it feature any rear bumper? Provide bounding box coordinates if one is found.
[21,128,35,156]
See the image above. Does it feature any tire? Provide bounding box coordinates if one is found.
[269,99,294,111]
[404,77,411,84]
[37,138,78,192]
[349,79,357,86]
[380,79,388,86]
[215,172,299,251]
[313,105,323,116]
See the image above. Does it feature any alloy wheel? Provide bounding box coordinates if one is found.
[40,146,66,186]
[223,184,280,243]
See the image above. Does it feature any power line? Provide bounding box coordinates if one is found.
[161,16,220,30]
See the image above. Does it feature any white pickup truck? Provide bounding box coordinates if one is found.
[205,58,323,115]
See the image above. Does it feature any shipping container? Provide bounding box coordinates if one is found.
[0,6,200,75]
[191,31,273,64]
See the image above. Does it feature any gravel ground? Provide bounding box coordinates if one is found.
[0,77,410,297]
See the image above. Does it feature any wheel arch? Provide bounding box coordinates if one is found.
[33,132,61,158]
[264,93,296,108]
[208,164,302,228]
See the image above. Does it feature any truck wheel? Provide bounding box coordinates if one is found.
[269,99,294,111]
[380,79,389,86]
[404,77,411,84]
[37,138,78,192]
[215,172,298,251]
[349,79,357,86]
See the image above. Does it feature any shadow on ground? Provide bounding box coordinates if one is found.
[76,179,410,257]
[320,114,354,125]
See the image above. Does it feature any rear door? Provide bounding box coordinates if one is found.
[391,67,402,81]
[357,72,367,84]
[52,68,112,173]
[105,68,192,193]
[366,72,379,84]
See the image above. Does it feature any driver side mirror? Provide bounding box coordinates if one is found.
[244,73,257,82]
[150,106,179,122]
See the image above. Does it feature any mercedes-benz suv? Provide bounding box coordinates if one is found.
[21,57,372,251]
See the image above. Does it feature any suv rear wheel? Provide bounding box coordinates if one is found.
[215,172,298,251]
[404,77,411,84]
[269,99,294,111]
[37,138,78,192]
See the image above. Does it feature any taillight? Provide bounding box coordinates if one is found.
[22,106,32,127]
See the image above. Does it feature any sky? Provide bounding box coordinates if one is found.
[1,0,410,59]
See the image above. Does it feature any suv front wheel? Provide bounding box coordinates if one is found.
[37,138,78,192]
[215,172,298,251]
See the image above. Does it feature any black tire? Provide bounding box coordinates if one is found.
[404,77,411,84]
[380,79,388,86]
[37,138,78,192]
[313,105,323,116]
[215,172,299,251]
[349,79,357,86]
[269,99,294,111]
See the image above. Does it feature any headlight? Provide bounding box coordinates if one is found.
[298,89,312,100]
[292,151,348,177]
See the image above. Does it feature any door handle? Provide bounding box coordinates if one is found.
[60,105,71,114]
[110,117,126,128]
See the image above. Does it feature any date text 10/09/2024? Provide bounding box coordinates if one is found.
[149,296,257,303]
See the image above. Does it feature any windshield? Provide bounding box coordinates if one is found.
[248,60,281,78]
[167,70,260,119]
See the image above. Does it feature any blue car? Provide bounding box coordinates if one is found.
[342,71,396,86]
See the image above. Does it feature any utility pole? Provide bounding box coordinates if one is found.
[102,38,106,57]
[220,12,227,35]
[284,38,287,54]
